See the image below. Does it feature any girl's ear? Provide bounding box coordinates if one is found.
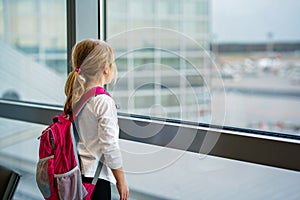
[103,64,110,75]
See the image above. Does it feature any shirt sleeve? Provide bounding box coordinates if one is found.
[94,95,123,169]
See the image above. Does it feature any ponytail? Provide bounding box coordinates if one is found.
[63,70,85,117]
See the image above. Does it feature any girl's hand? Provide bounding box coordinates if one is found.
[116,180,129,200]
[112,167,129,200]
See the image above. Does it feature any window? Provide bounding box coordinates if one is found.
[0,0,298,199]
[107,0,212,124]
[0,0,67,198]
[211,0,300,135]
[107,0,300,136]
[0,0,67,105]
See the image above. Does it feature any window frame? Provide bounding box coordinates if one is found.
[0,99,300,172]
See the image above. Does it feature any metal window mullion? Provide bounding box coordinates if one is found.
[67,0,100,74]
[66,0,76,74]
[99,0,107,41]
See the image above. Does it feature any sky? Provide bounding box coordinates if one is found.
[211,0,300,43]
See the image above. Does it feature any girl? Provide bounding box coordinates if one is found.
[63,39,129,200]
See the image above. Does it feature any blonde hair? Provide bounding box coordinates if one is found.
[64,39,116,117]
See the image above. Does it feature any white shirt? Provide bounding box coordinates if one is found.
[76,94,122,184]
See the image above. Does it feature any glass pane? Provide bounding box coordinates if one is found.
[107,0,213,124]
[120,140,300,199]
[0,0,67,105]
[107,0,300,136]
[210,0,300,135]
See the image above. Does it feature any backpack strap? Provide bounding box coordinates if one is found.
[70,86,110,185]
[70,124,104,185]
[72,86,111,120]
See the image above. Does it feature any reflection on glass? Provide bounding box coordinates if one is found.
[107,0,300,136]
[108,0,210,124]
[0,0,67,105]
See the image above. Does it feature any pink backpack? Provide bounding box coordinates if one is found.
[36,87,110,200]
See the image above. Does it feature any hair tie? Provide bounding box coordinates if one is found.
[75,67,81,74]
